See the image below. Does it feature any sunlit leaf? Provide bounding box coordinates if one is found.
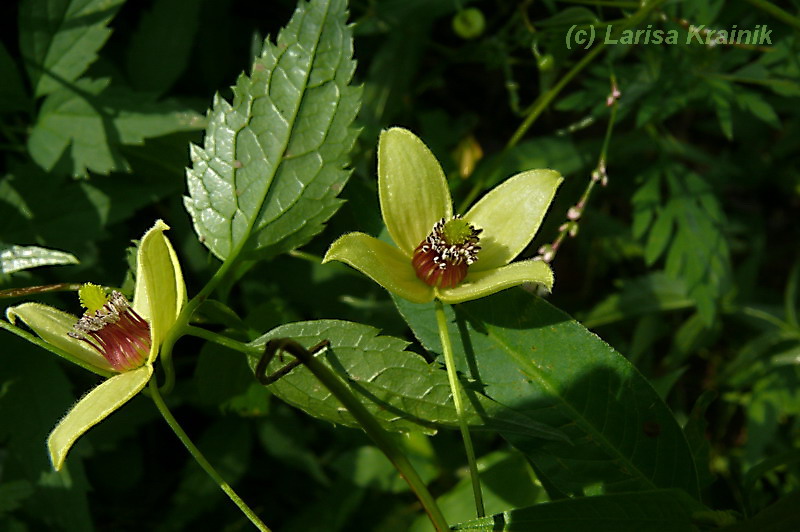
[249,320,466,434]
[27,79,203,177]
[185,0,361,261]
[249,319,565,442]
[396,290,701,497]
[19,0,124,97]
[0,244,78,274]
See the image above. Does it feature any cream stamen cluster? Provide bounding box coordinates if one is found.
[412,216,482,288]
[69,291,151,372]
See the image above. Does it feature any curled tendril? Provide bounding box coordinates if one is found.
[255,338,331,385]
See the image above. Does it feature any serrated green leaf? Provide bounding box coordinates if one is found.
[248,320,464,434]
[450,489,703,531]
[184,0,361,261]
[19,0,125,98]
[125,0,200,95]
[27,78,113,175]
[248,319,565,442]
[395,290,701,498]
[0,243,78,274]
[27,79,203,176]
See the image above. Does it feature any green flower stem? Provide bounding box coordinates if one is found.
[507,44,604,152]
[148,379,271,531]
[458,45,603,213]
[182,329,450,529]
[184,325,261,355]
[744,0,800,32]
[159,254,243,393]
[0,318,113,378]
[288,249,324,264]
[434,299,485,518]
[259,339,450,531]
[0,282,82,299]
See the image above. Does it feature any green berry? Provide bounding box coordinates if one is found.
[453,8,485,40]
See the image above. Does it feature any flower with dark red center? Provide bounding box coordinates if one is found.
[6,220,186,470]
[412,216,482,288]
[324,127,562,303]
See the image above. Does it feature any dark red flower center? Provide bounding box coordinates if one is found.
[69,291,151,372]
[412,216,482,289]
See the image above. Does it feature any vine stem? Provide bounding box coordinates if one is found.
[434,299,485,518]
[158,249,242,393]
[258,339,450,531]
[148,379,271,531]
[179,330,451,530]
[148,379,270,532]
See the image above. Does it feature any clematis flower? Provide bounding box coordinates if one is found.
[323,128,562,303]
[5,220,186,470]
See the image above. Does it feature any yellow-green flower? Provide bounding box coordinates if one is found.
[323,128,562,303]
[5,220,186,470]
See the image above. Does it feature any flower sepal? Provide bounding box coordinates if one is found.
[4,220,186,470]
[324,128,563,304]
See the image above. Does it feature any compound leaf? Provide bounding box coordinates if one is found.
[19,0,124,98]
[27,78,203,176]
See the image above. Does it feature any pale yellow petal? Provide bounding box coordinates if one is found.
[48,365,153,470]
[133,220,186,362]
[6,302,113,371]
[323,232,434,303]
[465,169,562,271]
[378,128,452,255]
[436,260,554,304]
